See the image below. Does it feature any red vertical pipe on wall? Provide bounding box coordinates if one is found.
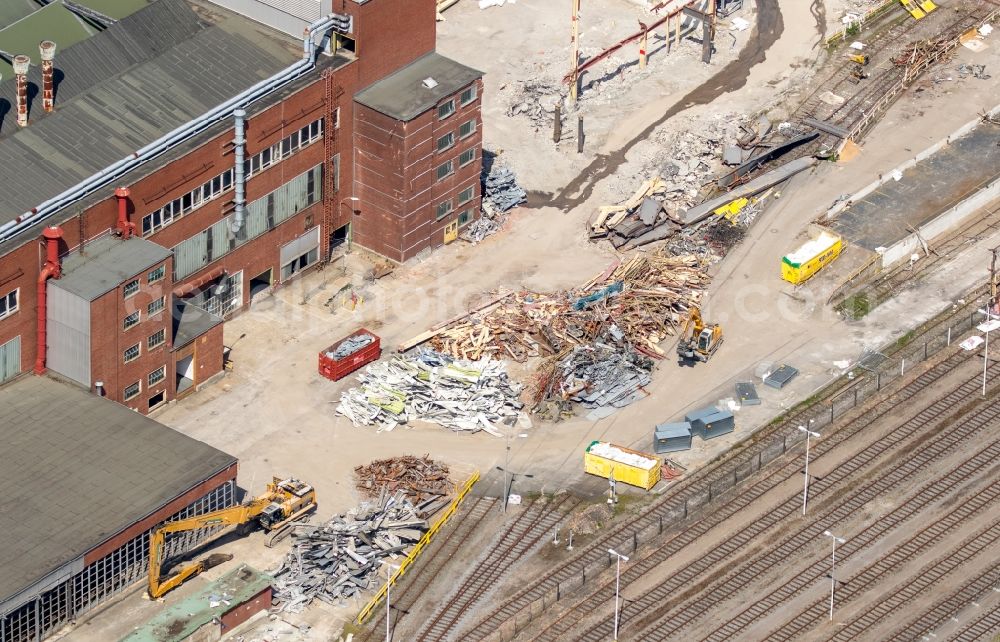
[34,226,64,375]
[115,187,134,239]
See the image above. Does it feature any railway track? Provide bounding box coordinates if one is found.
[884,563,1000,641]
[416,493,578,641]
[358,496,498,642]
[527,351,973,641]
[824,522,1000,642]
[612,364,1000,641]
[942,591,1000,642]
[762,467,1000,641]
[462,334,984,641]
[705,446,1000,640]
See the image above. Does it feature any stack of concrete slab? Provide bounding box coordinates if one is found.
[653,422,693,453]
[685,405,735,440]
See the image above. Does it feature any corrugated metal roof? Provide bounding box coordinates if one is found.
[0,375,236,605]
[52,234,172,301]
[354,52,483,122]
[0,0,152,80]
[0,0,300,227]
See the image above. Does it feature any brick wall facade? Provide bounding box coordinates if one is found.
[0,0,482,412]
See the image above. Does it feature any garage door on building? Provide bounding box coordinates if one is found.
[0,335,21,383]
[280,227,320,281]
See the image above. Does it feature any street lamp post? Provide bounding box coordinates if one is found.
[497,428,530,514]
[608,549,630,641]
[798,424,821,515]
[822,531,846,620]
[381,560,400,642]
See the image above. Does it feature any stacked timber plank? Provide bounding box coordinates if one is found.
[354,455,451,509]
[428,251,709,362]
[271,491,427,612]
[335,349,524,435]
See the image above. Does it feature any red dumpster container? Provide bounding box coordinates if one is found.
[318,328,382,381]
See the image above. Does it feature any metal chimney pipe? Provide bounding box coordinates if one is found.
[232,108,246,234]
[34,225,64,375]
[39,41,56,112]
[13,55,30,127]
[114,187,135,239]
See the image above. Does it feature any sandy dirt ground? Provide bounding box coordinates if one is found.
[54,1,1000,640]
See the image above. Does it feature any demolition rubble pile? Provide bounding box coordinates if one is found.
[431,252,709,363]
[503,79,566,130]
[554,339,654,409]
[272,492,426,611]
[354,455,452,508]
[335,350,524,435]
[463,162,527,243]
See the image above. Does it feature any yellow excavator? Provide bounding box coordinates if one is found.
[676,306,723,363]
[148,477,317,598]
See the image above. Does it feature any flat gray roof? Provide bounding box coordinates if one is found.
[354,51,482,121]
[53,235,172,302]
[0,375,236,606]
[173,300,223,348]
[0,0,301,227]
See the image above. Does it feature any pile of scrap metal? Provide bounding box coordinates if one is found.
[354,455,452,510]
[553,335,654,409]
[427,251,709,363]
[271,491,426,611]
[462,162,527,243]
[335,349,524,435]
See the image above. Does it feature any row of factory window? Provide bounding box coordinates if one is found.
[122,297,166,331]
[142,118,324,236]
[123,365,165,401]
[436,184,478,220]
[0,288,18,320]
[123,328,165,365]
[172,165,323,281]
[437,146,477,182]
[437,85,478,120]
[1,482,237,642]
[123,265,165,301]
[435,119,478,153]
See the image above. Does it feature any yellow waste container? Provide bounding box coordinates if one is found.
[781,232,843,285]
[584,441,661,490]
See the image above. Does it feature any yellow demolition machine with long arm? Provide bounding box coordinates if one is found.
[148,477,316,598]
[676,305,723,363]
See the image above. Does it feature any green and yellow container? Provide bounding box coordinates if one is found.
[584,441,661,490]
[781,231,843,285]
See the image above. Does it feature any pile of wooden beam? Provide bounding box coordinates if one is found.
[425,251,709,363]
[354,455,451,507]
[271,491,427,612]
[335,349,524,435]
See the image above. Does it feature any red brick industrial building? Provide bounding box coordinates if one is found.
[0,0,483,414]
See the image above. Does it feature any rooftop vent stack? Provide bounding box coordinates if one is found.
[232,108,246,234]
[13,55,30,127]
[39,41,56,112]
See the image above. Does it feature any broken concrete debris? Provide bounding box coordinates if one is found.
[462,161,527,244]
[335,349,524,436]
[271,492,427,612]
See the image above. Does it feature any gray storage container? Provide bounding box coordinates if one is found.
[654,422,693,453]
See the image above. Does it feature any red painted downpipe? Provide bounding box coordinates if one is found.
[115,187,135,239]
[34,226,63,375]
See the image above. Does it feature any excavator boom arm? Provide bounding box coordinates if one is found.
[148,499,271,598]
